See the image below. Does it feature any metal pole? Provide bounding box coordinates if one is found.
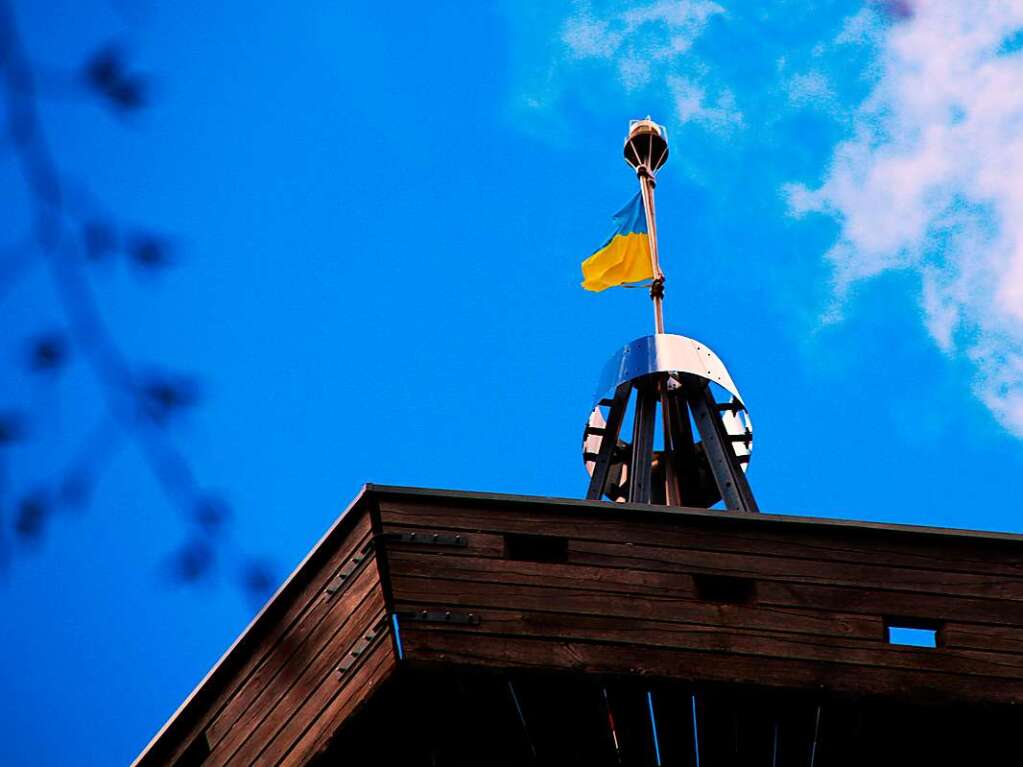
[629,380,657,504]
[637,168,665,334]
[637,159,672,503]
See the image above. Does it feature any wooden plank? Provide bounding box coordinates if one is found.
[390,572,883,642]
[279,639,397,767]
[135,510,373,767]
[389,551,1023,652]
[206,534,376,750]
[206,561,383,765]
[378,501,1023,578]
[398,630,1023,705]
[394,606,1023,679]
[942,622,1023,655]
[385,543,1023,627]
[215,592,388,766]
[566,539,1023,601]
[229,606,389,767]
[388,548,698,596]
[757,578,1023,629]
[379,512,1023,602]
[369,485,1023,548]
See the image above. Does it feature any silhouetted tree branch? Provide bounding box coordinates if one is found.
[0,0,275,604]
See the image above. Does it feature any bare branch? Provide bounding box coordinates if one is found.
[0,0,275,601]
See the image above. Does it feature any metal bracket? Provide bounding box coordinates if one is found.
[336,620,386,678]
[325,541,374,596]
[398,609,480,626]
[382,532,468,548]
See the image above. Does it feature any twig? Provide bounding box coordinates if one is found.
[0,0,273,600]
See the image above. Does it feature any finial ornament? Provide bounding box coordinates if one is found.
[624,118,669,175]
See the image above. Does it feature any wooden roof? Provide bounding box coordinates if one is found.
[134,485,1023,766]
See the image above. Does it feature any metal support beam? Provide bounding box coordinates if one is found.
[586,382,632,500]
[658,378,682,507]
[685,378,760,513]
[662,377,702,507]
[629,380,658,504]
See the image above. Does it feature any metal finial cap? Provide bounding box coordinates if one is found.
[624,118,669,172]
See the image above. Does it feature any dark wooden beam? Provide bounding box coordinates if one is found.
[586,382,631,501]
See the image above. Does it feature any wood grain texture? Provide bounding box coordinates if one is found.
[394,607,1023,679]
[133,505,375,767]
[369,485,1023,547]
[399,630,1023,704]
[390,570,884,641]
[133,487,1023,766]
[378,501,1023,579]
[207,564,386,766]
[388,551,1023,654]
[220,598,389,766]
[206,527,376,751]
[378,493,1023,705]
[279,639,396,767]
[385,547,1023,625]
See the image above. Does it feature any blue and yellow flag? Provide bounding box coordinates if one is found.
[581,193,653,292]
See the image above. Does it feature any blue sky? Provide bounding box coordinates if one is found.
[3,1,1023,764]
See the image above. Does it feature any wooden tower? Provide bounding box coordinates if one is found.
[133,122,1023,767]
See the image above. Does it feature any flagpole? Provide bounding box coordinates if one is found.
[637,168,665,334]
[624,119,678,504]
[624,119,669,335]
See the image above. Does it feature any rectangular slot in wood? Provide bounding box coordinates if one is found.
[886,619,941,648]
[504,533,568,563]
[693,574,755,604]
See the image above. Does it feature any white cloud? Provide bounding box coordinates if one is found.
[788,2,1023,435]
[562,16,623,59]
[668,75,742,129]
[562,0,723,65]
[834,7,885,47]
[785,71,834,108]
[560,0,738,126]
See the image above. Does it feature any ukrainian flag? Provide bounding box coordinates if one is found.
[581,193,653,292]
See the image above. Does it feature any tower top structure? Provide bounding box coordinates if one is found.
[581,118,758,512]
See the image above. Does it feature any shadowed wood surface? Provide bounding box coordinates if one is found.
[134,490,398,767]
[375,489,1023,706]
[134,486,1023,766]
